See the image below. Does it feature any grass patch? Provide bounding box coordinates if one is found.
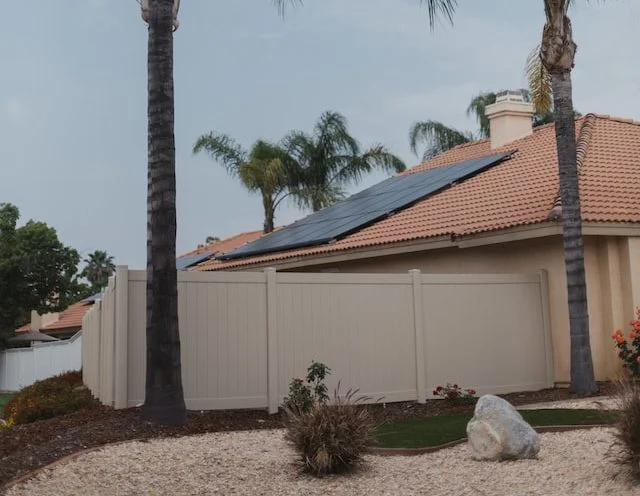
[0,393,15,418]
[375,408,620,449]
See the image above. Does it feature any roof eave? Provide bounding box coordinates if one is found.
[210,220,640,272]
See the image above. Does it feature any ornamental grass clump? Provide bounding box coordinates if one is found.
[612,378,640,481]
[284,384,375,477]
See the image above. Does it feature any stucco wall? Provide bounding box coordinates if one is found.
[295,235,636,384]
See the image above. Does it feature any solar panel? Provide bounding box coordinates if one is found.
[219,151,514,260]
[176,252,213,270]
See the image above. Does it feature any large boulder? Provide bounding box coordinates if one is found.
[466,394,540,461]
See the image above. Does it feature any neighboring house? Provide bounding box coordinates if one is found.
[189,91,640,384]
[176,229,271,269]
[15,294,101,340]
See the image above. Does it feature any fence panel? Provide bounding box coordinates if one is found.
[275,272,416,405]
[82,301,102,398]
[98,276,117,406]
[421,273,553,396]
[0,333,82,392]
[126,270,270,410]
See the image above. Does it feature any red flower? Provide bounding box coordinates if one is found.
[469,389,476,396]
[453,384,459,389]
[435,386,443,393]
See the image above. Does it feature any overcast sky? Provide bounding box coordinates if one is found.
[1,0,638,268]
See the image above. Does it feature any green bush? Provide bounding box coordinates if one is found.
[284,385,375,477]
[282,361,331,414]
[612,379,640,480]
[4,370,94,426]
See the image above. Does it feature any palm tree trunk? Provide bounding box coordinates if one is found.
[263,195,275,234]
[141,0,186,425]
[550,70,597,395]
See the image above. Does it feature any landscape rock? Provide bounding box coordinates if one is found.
[466,394,540,461]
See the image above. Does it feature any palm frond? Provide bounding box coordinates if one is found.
[314,111,360,159]
[239,140,294,194]
[357,145,406,174]
[418,0,458,30]
[272,0,303,18]
[525,44,553,115]
[409,120,473,160]
[192,132,247,177]
[466,91,497,138]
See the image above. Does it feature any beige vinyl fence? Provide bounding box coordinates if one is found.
[82,267,553,413]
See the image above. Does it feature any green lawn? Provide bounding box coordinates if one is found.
[374,408,620,449]
[0,393,14,418]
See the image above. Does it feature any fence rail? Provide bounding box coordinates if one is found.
[82,267,553,413]
[0,332,82,392]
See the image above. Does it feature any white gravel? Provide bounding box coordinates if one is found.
[6,396,634,496]
[5,427,637,496]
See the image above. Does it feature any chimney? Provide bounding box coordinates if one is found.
[30,310,59,331]
[485,90,535,149]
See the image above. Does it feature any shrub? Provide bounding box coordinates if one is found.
[612,307,640,375]
[433,382,476,405]
[4,370,95,425]
[612,379,640,481]
[284,385,375,477]
[282,361,331,414]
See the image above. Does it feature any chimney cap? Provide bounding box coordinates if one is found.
[495,89,529,104]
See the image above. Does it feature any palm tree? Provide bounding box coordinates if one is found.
[283,111,406,212]
[81,250,115,291]
[410,87,580,160]
[205,236,221,244]
[139,0,186,426]
[528,0,597,394]
[193,135,296,233]
[409,120,476,161]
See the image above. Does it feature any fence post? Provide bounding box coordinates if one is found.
[410,269,427,403]
[114,265,129,409]
[538,269,555,388]
[265,268,279,414]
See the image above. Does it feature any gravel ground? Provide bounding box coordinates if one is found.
[517,396,619,410]
[5,427,636,496]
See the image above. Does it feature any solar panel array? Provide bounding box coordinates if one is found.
[176,252,213,270]
[219,151,514,260]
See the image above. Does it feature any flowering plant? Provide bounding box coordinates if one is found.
[612,307,640,376]
[433,382,476,404]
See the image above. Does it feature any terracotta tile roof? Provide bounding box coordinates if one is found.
[195,114,640,271]
[177,229,268,267]
[16,300,94,334]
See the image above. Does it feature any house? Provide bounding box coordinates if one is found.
[15,294,101,340]
[188,91,640,385]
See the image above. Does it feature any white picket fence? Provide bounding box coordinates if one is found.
[0,332,82,392]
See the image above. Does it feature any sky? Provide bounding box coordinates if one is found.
[1,0,639,269]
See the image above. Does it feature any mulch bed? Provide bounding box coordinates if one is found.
[0,381,617,489]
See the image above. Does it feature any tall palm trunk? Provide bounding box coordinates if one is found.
[262,194,275,234]
[541,3,596,394]
[141,0,186,425]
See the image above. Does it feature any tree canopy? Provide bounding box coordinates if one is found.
[194,110,405,231]
[0,203,110,348]
[81,250,116,293]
